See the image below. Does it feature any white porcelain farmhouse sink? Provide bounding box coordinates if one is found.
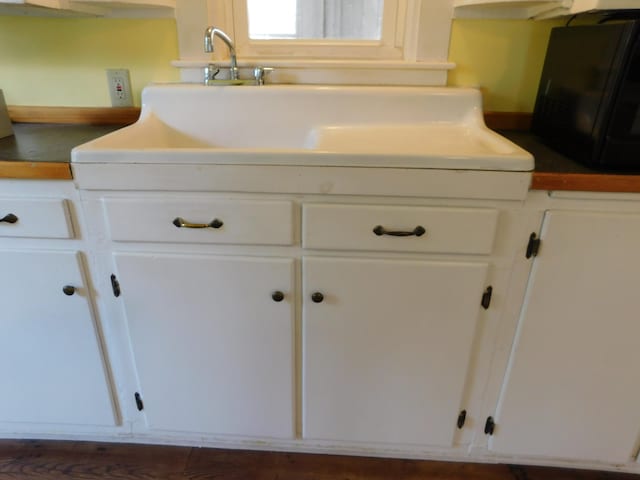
[72,84,533,171]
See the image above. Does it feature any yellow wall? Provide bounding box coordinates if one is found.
[448,18,565,112]
[0,15,563,112]
[0,16,179,107]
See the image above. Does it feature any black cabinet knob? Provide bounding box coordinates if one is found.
[311,292,324,303]
[272,291,285,302]
[62,285,76,296]
[0,213,18,224]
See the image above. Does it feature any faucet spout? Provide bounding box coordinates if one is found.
[204,26,238,80]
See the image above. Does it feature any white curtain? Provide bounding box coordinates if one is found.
[296,0,383,40]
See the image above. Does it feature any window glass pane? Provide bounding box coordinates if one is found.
[247,0,384,41]
[247,0,298,39]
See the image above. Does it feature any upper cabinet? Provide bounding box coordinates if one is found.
[0,0,174,17]
[454,0,640,19]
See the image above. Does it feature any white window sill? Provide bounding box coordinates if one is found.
[172,59,456,86]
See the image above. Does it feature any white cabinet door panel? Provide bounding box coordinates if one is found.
[0,250,116,426]
[491,211,640,463]
[303,256,489,447]
[115,253,295,439]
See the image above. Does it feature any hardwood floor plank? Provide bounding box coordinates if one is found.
[511,464,639,480]
[0,441,635,480]
[185,448,514,480]
[0,440,190,480]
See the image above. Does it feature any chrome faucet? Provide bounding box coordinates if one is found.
[204,26,238,80]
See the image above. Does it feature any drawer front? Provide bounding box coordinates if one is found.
[104,198,295,245]
[0,199,73,239]
[303,204,499,254]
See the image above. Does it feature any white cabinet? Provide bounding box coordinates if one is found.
[0,180,117,432]
[87,191,516,448]
[490,210,640,464]
[73,158,571,462]
[302,256,489,446]
[0,249,116,426]
[0,0,174,17]
[113,252,296,438]
[454,0,640,19]
[299,201,502,447]
[454,0,567,19]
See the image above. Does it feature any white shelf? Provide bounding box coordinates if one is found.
[72,0,174,17]
[0,0,174,17]
[454,0,640,19]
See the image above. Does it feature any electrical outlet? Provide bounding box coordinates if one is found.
[106,69,133,107]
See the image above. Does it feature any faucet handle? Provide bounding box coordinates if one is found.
[204,63,220,85]
[253,67,273,86]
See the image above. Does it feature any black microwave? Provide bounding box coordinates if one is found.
[532,20,640,169]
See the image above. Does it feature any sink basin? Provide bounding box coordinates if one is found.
[72,84,533,171]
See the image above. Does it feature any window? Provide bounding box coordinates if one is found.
[246,0,384,41]
[175,0,455,85]
[210,0,410,60]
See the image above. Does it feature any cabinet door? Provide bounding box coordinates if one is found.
[115,253,295,438]
[0,250,116,426]
[302,256,489,446]
[491,211,640,463]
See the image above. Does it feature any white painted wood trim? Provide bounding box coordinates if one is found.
[72,164,532,201]
[175,0,454,85]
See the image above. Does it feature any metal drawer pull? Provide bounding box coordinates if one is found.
[0,213,18,224]
[373,225,426,237]
[172,217,223,229]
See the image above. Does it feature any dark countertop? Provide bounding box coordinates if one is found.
[500,131,640,175]
[501,131,640,193]
[0,123,125,180]
[0,123,123,163]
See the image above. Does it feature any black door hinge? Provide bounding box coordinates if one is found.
[481,286,493,310]
[111,274,121,297]
[526,232,541,259]
[457,410,467,429]
[484,416,495,435]
[134,392,144,411]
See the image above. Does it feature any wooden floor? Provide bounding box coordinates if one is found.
[0,440,636,479]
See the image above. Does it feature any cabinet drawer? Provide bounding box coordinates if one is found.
[104,198,295,245]
[303,204,498,254]
[0,198,73,239]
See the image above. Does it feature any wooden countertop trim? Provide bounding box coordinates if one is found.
[8,106,140,125]
[7,105,520,129]
[532,172,640,193]
[0,161,72,180]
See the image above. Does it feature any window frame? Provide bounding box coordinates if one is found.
[202,0,453,62]
[174,0,455,85]
[231,0,405,60]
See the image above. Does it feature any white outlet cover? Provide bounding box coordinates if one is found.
[106,69,133,107]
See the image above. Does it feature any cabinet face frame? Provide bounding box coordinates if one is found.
[76,183,554,462]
